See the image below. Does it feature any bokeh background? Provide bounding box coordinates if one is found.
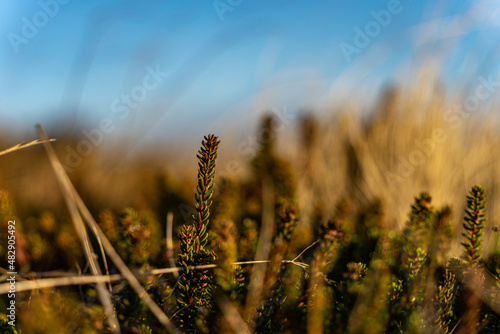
[2,1,500,332]
[1,0,500,257]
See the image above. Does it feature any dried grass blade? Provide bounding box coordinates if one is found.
[166,212,179,279]
[36,125,120,333]
[244,178,275,326]
[0,274,122,294]
[36,124,180,334]
[0,138,55,157]
[214,291,251,334]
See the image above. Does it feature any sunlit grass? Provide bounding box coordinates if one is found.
[0,73,499,333]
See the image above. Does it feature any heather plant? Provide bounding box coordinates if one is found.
[0,318,17,334]
[434,269,457,334]
[244,114,296,219]
[175,134,220,332]
[211,218,238,293]
[2,117,500,334]
[239,217,259,261]
[306,214,347,332]
[254,203,298,334]
[210,179,246,302]
[430,206,453,266]
[462,185,487,265]
[0,191,28,270]
[115,208,162,267]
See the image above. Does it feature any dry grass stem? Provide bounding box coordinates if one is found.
[244,178,275,325]
[0,138,55,157]
[36,125,120,333]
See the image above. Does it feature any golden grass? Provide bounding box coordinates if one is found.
[0,139,55,157]
[293,70,500,257]
[244,179,275,323]
[0,65,499,332]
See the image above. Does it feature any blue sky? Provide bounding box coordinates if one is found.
[1,0,499,144]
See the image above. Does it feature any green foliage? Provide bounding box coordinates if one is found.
[246,114,296,215]
[314,217,345,274]
[212,219,238,293]
[3,120,500,334]
[404,192,433,251]
[239,218,259,261]
[255,203,298,334]
[431,206,453,266]
[175,134,220,332]
[462,185,487,264]
[275,203,298,243]
[115,208,162,267]
[435,270,457,334]
[0,314,17,334]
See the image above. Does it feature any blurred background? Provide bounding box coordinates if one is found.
[1,0,500,255]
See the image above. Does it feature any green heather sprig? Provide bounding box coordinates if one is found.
[430,206,453,266]
[405,192,433,248]
[462,185,487,265]
[276,204,298,243]
[176,134,220,332]
[315,217,345,274]
[255,204,298,334]
[0,316,17,334]
[435,270,457,334]
[193,134,220,251]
